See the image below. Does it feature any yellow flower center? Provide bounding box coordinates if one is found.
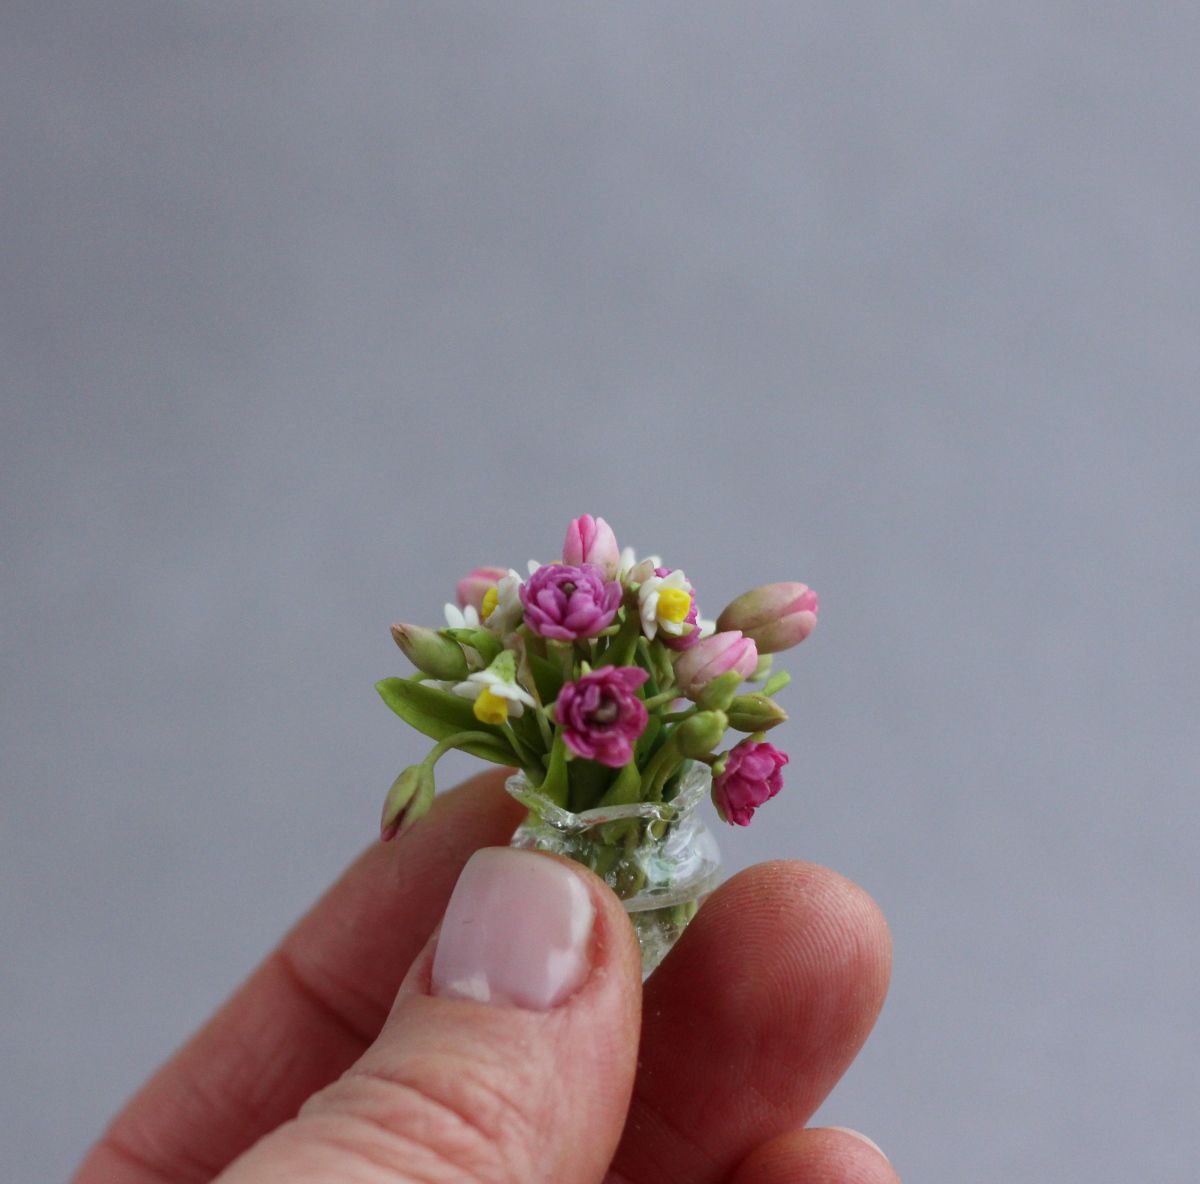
[480,587,499,620]
[473,686,509,724]
[656,587,691,624]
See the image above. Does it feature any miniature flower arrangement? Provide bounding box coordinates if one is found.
[377,515,818,971]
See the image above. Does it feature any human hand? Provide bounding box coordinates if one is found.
[74,770,895,1183]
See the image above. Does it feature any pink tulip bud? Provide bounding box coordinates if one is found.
[456,566,507,611]
[715,582,818,654]
[673,630,759,699]
[562,515,620,578]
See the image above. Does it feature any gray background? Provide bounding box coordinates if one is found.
[3,3,1197,1180]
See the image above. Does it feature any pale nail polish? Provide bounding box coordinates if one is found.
[828,1127,889,1162]
[431,848,595,1010]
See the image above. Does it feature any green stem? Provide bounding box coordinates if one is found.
[513,638,556,751]
[661,706,698,723]
[552,641,575,686]
[423,730,503,767]
[642,690,682,711]
[599,607,642,668]
[504,724,546,777]
[639,737,682,800]
[635,638,659,691]
[650,641,675,688]
[517,624,548,661]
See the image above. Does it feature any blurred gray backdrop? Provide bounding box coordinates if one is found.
[3,3,1198,1180]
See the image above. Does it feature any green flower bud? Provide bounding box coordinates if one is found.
[380,763,435,841]
[694,670,743,712]
[390,622,469,680]
[726,692,788,732]
[674,709,728,757]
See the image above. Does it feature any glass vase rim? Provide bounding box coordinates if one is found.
[504,760,712,834]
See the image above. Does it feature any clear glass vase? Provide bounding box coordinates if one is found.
[506,761,722,976]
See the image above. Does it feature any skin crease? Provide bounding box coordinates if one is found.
[74,769,895,1184]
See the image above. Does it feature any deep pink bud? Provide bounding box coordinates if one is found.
[456,566,507,611]
[562,515,620,578]
[716,582,818,654]
[519,563,622,641]
[673,630,758,698]
[712,739,788,826]
[555,666,649,767]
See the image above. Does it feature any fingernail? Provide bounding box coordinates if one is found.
[828,1127,889,1162]
[431,848,595,1010]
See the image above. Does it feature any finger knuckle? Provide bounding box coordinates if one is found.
[294,1051,541,1183]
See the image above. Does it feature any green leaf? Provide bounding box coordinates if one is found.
[375,678,517,765]
[441,627,502,665]
[636,714,663,762]
[568,757,612,813]
[596,760,641,808]
[762,670,792,697]
[538,731,571,808]
[526,652,565,702]
[507,705,544,753]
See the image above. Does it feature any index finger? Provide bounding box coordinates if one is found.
[74,767,524,1184]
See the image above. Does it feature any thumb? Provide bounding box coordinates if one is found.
[216,848,644,1184]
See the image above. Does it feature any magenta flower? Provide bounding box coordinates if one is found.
[712,740,789,826]
[520,563,622,641]
[455,566,508,611]
[653,566,701,652]
[673,630,758,697]
[555,666,649,766]
[562,515,620,578]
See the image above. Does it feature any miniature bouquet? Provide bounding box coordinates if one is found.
[377,515,818,972]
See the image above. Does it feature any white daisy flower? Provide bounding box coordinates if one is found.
[443,602,481,630]
[482,569,525,634]
[618,546,662,585]
[440,603,488,668]
[638,568,694,641]
[452,651,537,724]
[696,615,717,639]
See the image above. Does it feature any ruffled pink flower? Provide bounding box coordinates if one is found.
[520,563,622,641]
[455,566,507,611]
[562,515,620,578]
[555,666,649,766]
[653,566,701,652]
[673,630,758,697]
[712,740,788,826]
